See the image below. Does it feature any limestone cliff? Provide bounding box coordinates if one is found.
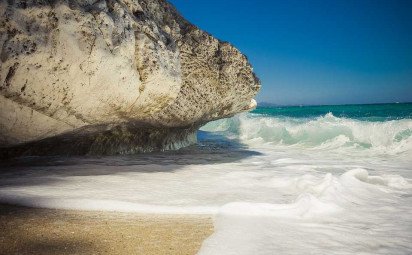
[0,0,260,156]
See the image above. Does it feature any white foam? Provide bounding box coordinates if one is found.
[201,113,412,156]
[198,169,412,255]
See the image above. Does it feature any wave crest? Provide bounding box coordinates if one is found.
[201,113,412,154]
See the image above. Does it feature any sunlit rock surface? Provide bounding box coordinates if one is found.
[0,0,260,156]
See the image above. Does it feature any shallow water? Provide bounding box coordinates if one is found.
[0,104,411,254]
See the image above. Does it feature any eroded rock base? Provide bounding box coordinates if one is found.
[0,124,197,159]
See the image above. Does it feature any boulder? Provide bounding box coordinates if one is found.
[0,0,260,156]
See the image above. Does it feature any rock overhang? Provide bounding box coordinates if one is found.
[0,0,260,156]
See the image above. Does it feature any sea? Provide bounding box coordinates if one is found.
[1,103,411,254]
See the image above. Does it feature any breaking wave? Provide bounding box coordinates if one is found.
[201,113,412,155]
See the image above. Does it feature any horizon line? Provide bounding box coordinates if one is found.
[257,101,412,107]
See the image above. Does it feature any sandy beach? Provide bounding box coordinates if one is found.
[0,204,213,255]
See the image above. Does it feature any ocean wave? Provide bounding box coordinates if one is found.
[201,113,412,154]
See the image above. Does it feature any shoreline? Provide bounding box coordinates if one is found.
[0,203,213,255]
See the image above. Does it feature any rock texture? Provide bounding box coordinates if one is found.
[0,0,260,156]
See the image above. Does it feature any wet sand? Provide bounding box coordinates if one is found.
[0,204,213,255]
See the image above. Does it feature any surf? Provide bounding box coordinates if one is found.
[201,112,412,156]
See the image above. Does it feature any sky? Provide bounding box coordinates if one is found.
[168,0,412,105]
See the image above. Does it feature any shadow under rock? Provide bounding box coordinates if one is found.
[0,131,262,186]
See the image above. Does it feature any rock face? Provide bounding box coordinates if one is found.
[0,0,260,156]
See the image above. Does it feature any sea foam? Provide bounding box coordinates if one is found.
[198,169,412,255]
[201,113,412,156]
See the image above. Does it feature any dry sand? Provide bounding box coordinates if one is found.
[0,204,213,255]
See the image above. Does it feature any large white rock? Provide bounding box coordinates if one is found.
[0,0,260,156]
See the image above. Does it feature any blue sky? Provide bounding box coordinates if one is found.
[169,0,412,105]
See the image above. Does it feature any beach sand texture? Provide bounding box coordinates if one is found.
[0,204,213,255]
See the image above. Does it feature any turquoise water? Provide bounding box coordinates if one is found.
[201,103,412,153]
[252,103,412,121]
